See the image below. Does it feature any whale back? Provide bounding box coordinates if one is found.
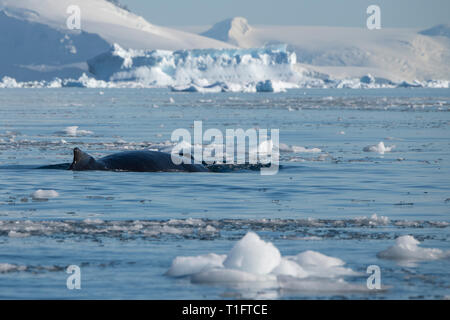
[69,148,99,170]
[68,148,208,172]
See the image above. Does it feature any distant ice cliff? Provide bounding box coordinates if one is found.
[85,44,301,92]
[1,43,449,90]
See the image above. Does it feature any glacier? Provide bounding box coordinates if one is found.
[4,43,447,91]
[1,44,449,90]
[86,44,302,92]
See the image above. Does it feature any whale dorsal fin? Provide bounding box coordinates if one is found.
[69,148,96,170]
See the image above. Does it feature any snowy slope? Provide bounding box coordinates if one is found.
[1,2,448,87]
[419,24,450,38]
[0,0,233,80]
[201,17,252,46]
[0,0,232,50]
[199,18,450,82]
[0,10,110,81]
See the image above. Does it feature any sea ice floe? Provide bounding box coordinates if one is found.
[166,231,365,293]
[279,143,322,153]
[223,232,281,275]
[363,141,395,154]
[271,258,308,278]
[355,214,389,226]
[191,268,277,284]
[277,275,368,293]
[83,218,104,224]
[63,126,93,136]
[31,189,59,200]
[0,263,27,273]
[0,218,445,241]
[378,235,450,261]
[8,230,30,238]
[166,253,226,277]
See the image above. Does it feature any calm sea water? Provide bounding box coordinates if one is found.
[0,88,449,299]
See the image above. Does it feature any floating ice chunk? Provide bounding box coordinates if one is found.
[378,235,449,261]
[191,268,277,284]
[168,218,205,226]
[355,214,390,226]
[166,231,362,293]
[0,263,27,273]
[8,230,30,238]
[62,74,111,88]
[278,143,321,153]
[369,213,389,225]
[83,218,104,225]
[278,143,292,152]
[257,140,273,154]
[256,140,279,158]
[363,141,395,154]
[0,76,20,88]
[297,236,323,241]
[204,225,218,233]
[290,251,358,278]
[166,253,226,277]
[75,129,93,135]
[64,126,78,136]
[293,250,345,268]
[271,258,308,278]
[223,232,281,275]
[63,126,94,136]
[31,189,59,200]
[278,275,367,293]
[159,225,185,234]
[292,146,322,153]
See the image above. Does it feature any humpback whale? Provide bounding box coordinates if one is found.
[34,148,275,173]
[68,148,208,172]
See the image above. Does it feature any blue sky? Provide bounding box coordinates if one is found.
[120,0,449,28]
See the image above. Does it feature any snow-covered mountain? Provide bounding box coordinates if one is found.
[419,24,450,38]
[0,0,232,50]
[0,1,448,88]
[200,18,450,82]
[0,0,232,81]
[200,17,252,47]
[0,10,110,81]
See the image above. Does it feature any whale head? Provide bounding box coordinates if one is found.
[69,148,97,170]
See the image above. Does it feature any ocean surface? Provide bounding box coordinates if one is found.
[0,88,449,299]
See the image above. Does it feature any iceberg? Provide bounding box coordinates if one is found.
[1,42,448,90]
[378,235,450,262]
[87,44,301,91]
[166,231,367,295]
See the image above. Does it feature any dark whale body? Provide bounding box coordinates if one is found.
[35,148,276,172]
[69,148,208,172]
